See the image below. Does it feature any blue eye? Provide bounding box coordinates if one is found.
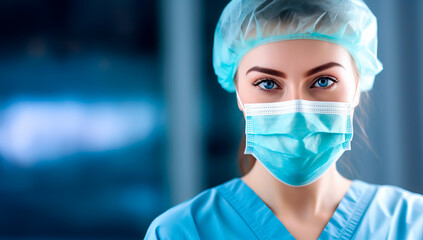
[257,80,277,90]
[313,77,336,88]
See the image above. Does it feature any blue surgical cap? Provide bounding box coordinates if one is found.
[213,0,383,92]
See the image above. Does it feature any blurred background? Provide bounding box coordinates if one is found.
[0,0,422,239]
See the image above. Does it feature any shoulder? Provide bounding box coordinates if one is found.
[372,183,423,214]
[354,180,423,209]
[144,179,239,240]
[357,180,423,238]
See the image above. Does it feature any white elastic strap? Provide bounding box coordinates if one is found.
[350,80,360,115]
[235,90,245,112]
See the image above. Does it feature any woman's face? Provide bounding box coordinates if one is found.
[236,39,360,111]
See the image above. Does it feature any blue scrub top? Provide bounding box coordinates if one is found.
[144,178,423,239]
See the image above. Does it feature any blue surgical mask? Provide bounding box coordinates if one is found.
[237,92,355,186]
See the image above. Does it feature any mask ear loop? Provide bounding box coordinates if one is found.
[236,89,250,157]
[236,89,245,112]
[350,80,361,115]
[346,80,360,147]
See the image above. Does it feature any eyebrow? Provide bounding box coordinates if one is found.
[304,62,345,77]
[245,62,345,78]
[246,66,287,78]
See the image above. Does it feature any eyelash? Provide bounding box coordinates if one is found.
[252,78,281,92]
[311,75,339,89]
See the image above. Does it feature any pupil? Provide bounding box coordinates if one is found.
[265,81,273,89]
[319,79,328,86]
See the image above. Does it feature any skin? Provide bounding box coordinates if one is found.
[236,39,360,240]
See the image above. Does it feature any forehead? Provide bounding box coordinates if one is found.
[238,39,352,72]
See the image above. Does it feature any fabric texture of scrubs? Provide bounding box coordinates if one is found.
[145,178,423,239]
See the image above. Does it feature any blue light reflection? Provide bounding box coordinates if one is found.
[0,99,161,166]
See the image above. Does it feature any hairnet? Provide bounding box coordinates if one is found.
[213,0,383,92]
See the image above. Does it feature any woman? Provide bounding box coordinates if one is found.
[145,0,423,239]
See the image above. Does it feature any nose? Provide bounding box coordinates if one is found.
[282,83,311,101]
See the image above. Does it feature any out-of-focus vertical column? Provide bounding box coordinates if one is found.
[394,0,422,192]
[370,0,405,185]
[416,0,423,191]
[160,0,203,204]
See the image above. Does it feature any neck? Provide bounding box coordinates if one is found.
[242,161,351,218]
